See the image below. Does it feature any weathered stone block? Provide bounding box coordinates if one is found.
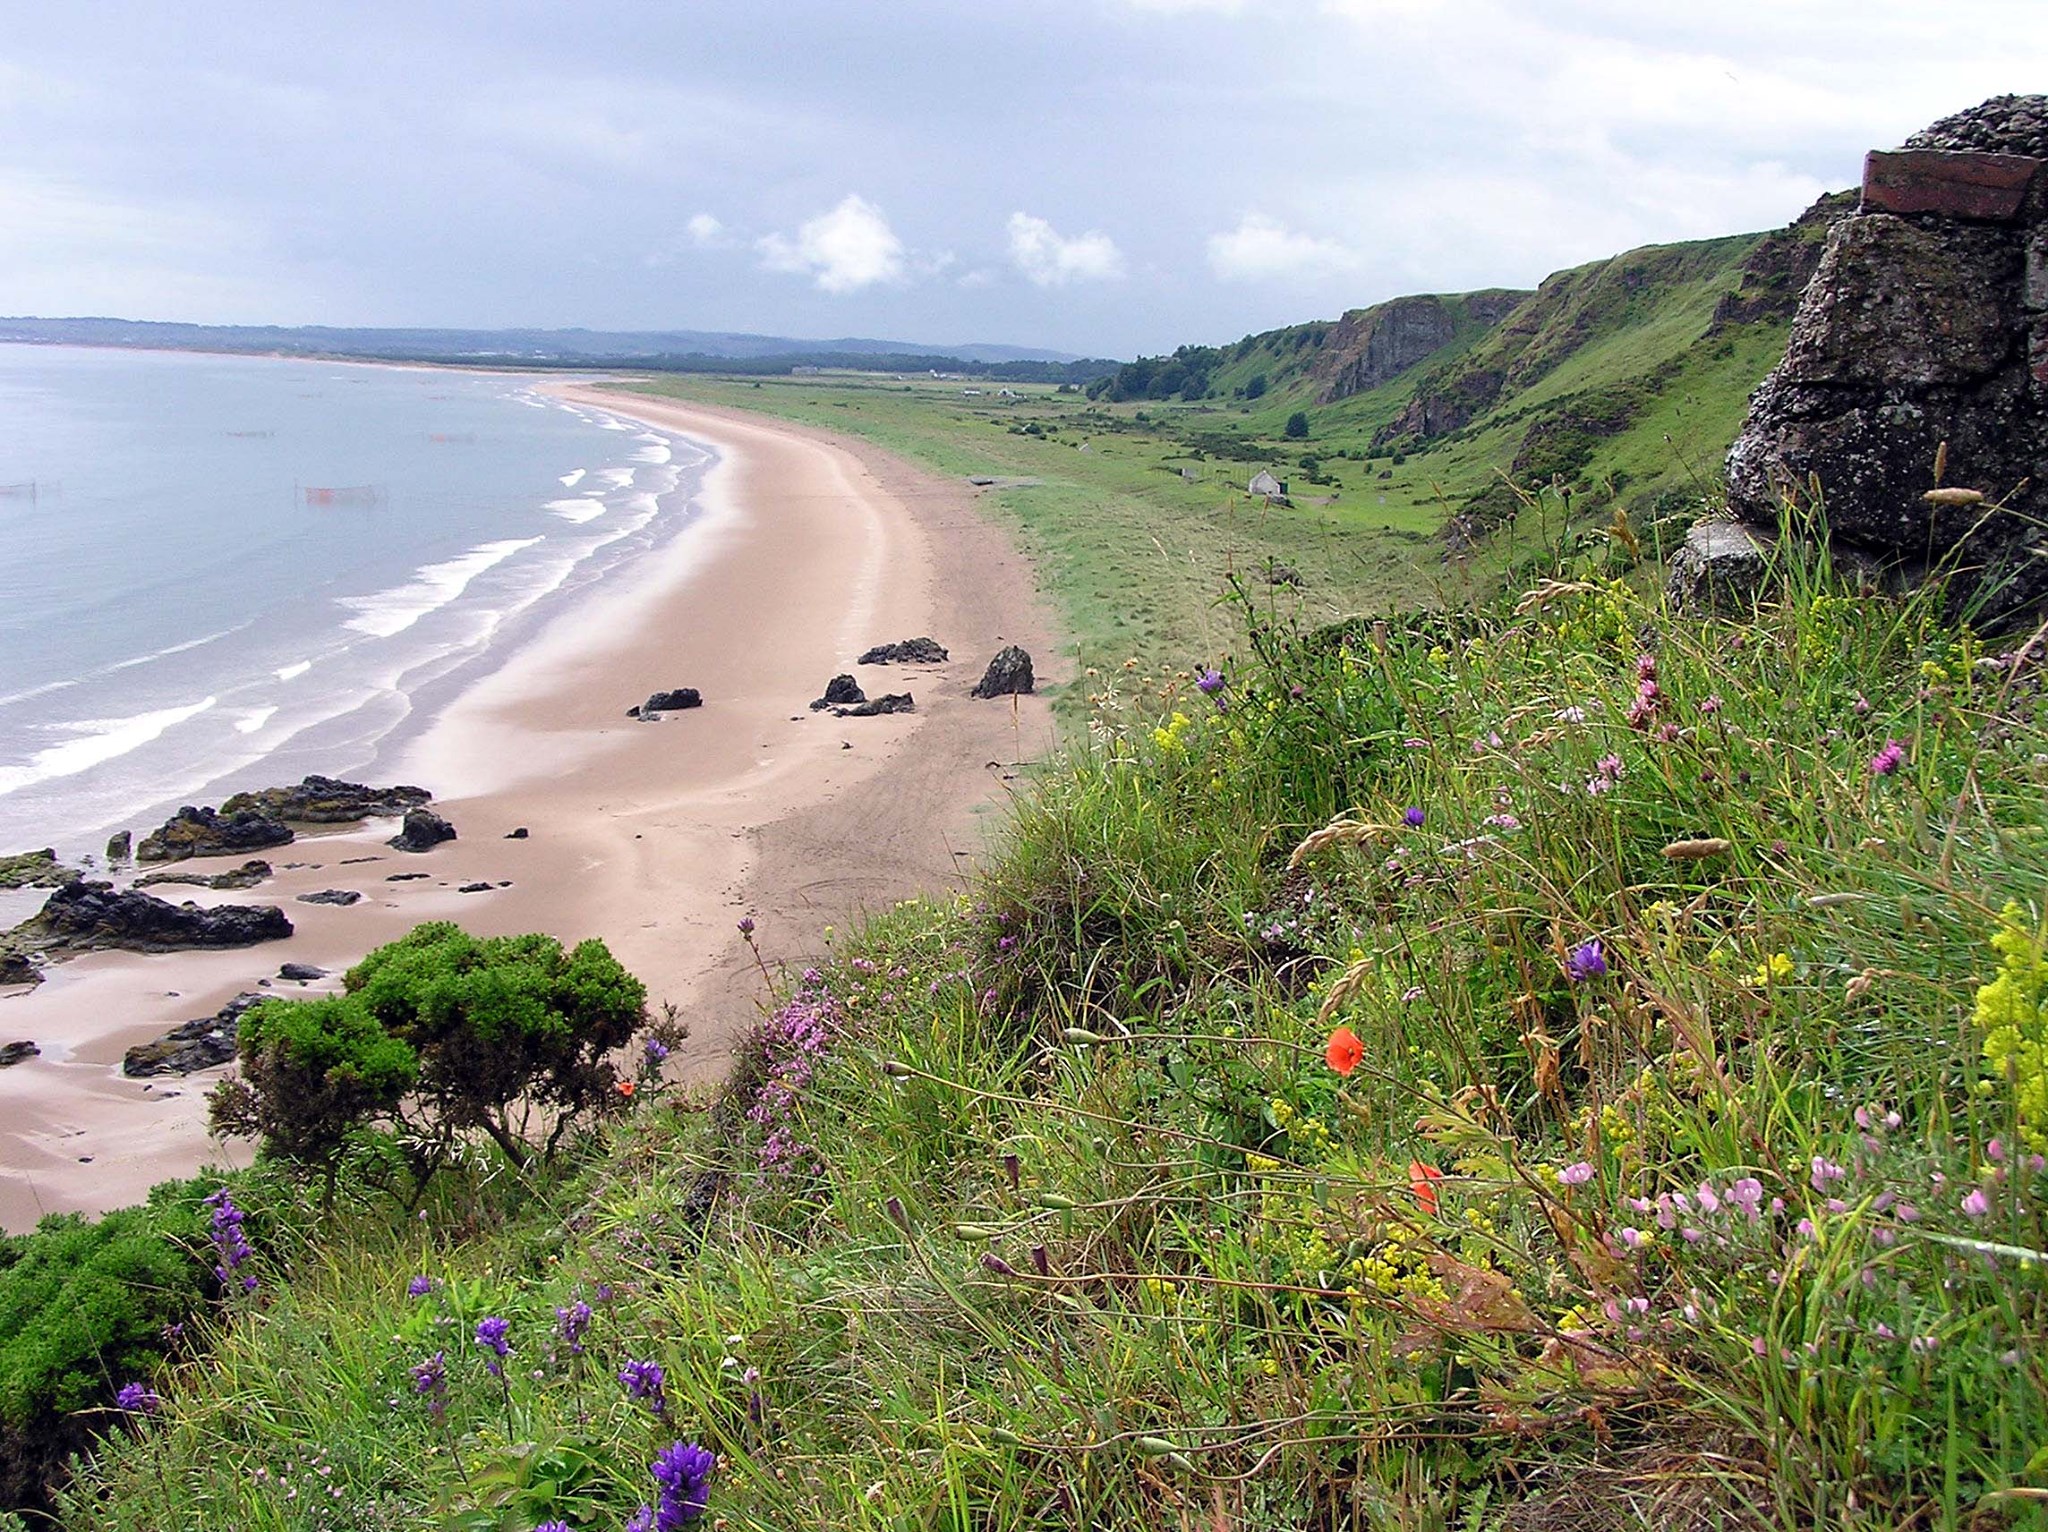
[1861,149,2041,222]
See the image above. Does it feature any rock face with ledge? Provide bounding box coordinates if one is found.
[1725,96,2048,627]
[7,881,291,960]
[970,646,1035,699]
[123,993,267,1077]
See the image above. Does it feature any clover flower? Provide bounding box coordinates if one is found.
[1961,1186,1992,1219]
[406,1275,435,1298]
[1869,739,1906,776]
[1402,806,1425,828]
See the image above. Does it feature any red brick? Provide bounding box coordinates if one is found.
[1862,149,2041,222]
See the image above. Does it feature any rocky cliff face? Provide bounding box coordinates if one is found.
[1311,291,1527,405]
[1726,97,2048,627]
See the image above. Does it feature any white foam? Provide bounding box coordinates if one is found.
[276,660,312,681]
[338,537,543,639]
[104,622,248,675]
[631,442,672,466]
[546,497,607,524]
[0,696,218,798]
[559,468,586,488]
[599,418,632,432]
[235,706,278,735]
[0,677,79,708]
[595,467,635,490]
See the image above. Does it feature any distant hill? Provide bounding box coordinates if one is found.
[0,317,1114,383]
[1088,189,1854,551]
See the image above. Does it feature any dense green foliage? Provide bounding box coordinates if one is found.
[0,1185,210,1509]
[213,925,650,1192]
[56,538,2048,1529]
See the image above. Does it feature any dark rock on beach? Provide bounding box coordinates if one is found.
[834,693,915,717]
[122,992,267,1078]
[136,805,294,863]
[7,881,292,960]
[105,831,132,862]
[0,1041,38,1068]
[220,774,432,824]
[296,889,362,907]
[505,827,529,839]
[0,849,79,889]
[388,808,457,853]
[641,688,703,716]
[1725,96,2048,627]
[136,859,273,892]
[858,637,948,665]
[970,645,1036,698]
[810,674,866,710]
[279,962,328,981]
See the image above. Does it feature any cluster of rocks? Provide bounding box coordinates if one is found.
[1702,96,2048,627]
[220,775,430,823]
[121,776,442,864]
[122,992,267,1078]
[858,637,948,665]
[0,849,78,889]
[388,808,457,853]
[0,879,294,989]
[135,859,272,892]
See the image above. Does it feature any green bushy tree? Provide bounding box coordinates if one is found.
[1283,409,1309,439]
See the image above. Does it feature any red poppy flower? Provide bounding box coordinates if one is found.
[616,1079,636,1098]
[1325,1027,1364,1076]
[1409,1160,1444,1215]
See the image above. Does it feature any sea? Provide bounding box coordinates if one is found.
[0,344,711,868]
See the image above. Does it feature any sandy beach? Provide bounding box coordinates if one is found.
[0,386,1059,1232]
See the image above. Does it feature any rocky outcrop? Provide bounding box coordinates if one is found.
[278,962,328,981]
[970,646,1035,699]
[122,993,266,1077]
[1709,190,1859,330]
[811,674,866,710]
[834,693,915,717]
[136,859,272,892]
[105,831,132,862]
[0,850,78,889]
[1665,519,1779,614]
[7,881,291,963]
[1726,97,2048,627]
[296,889,362,906]
[858,637,948,665]
[136,806,294,863]
[388,808,457,853]
[641,688,703,716]
[220,775,432,824]
[0,1041,37,1068]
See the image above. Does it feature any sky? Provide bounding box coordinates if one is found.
[4,1,2047,359]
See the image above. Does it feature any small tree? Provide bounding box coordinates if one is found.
[1284,411,1310,440]
[1243,374,1268,400]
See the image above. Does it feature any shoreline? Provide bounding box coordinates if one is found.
[0,386,1059,1233]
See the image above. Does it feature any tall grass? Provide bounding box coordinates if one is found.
[59,549,2048,1530]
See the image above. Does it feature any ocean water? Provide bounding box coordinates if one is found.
[0,345,709,863]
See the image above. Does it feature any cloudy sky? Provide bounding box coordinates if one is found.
[4,2,2045,357]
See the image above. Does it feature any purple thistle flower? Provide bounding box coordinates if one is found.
[1869,739,1906,776]
[1565,939,1607,982]
[115,1382,161,1414]
[737,916,756,937]
[555,1300,593,1356]
[1195,667,1225,696]
[620,1357,668,1416]
[406,1275,435,1298]
[1402,806,1425,828]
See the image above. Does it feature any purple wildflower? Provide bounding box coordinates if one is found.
[555,1300,593,1356]
[410,1351,448,1419]
[650,1440,716,1527]
[115,1382,161,1414]
[534,1523,571,1532]
[1195,668,1225,696]
[1869,739,1906,776]
[204,1187,257,1294]
[406,1275,435,1298]
[1961,1187,1992,1219]
[644,1037,671,1065]
[475,1316,511,1378]
[1558,1162,1595,1186]
[627,1510,655,1532]
[620,1357,668,1416]
[1566,939,1607,982]
[737,916,755,937]
[1402,806,1425,828]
